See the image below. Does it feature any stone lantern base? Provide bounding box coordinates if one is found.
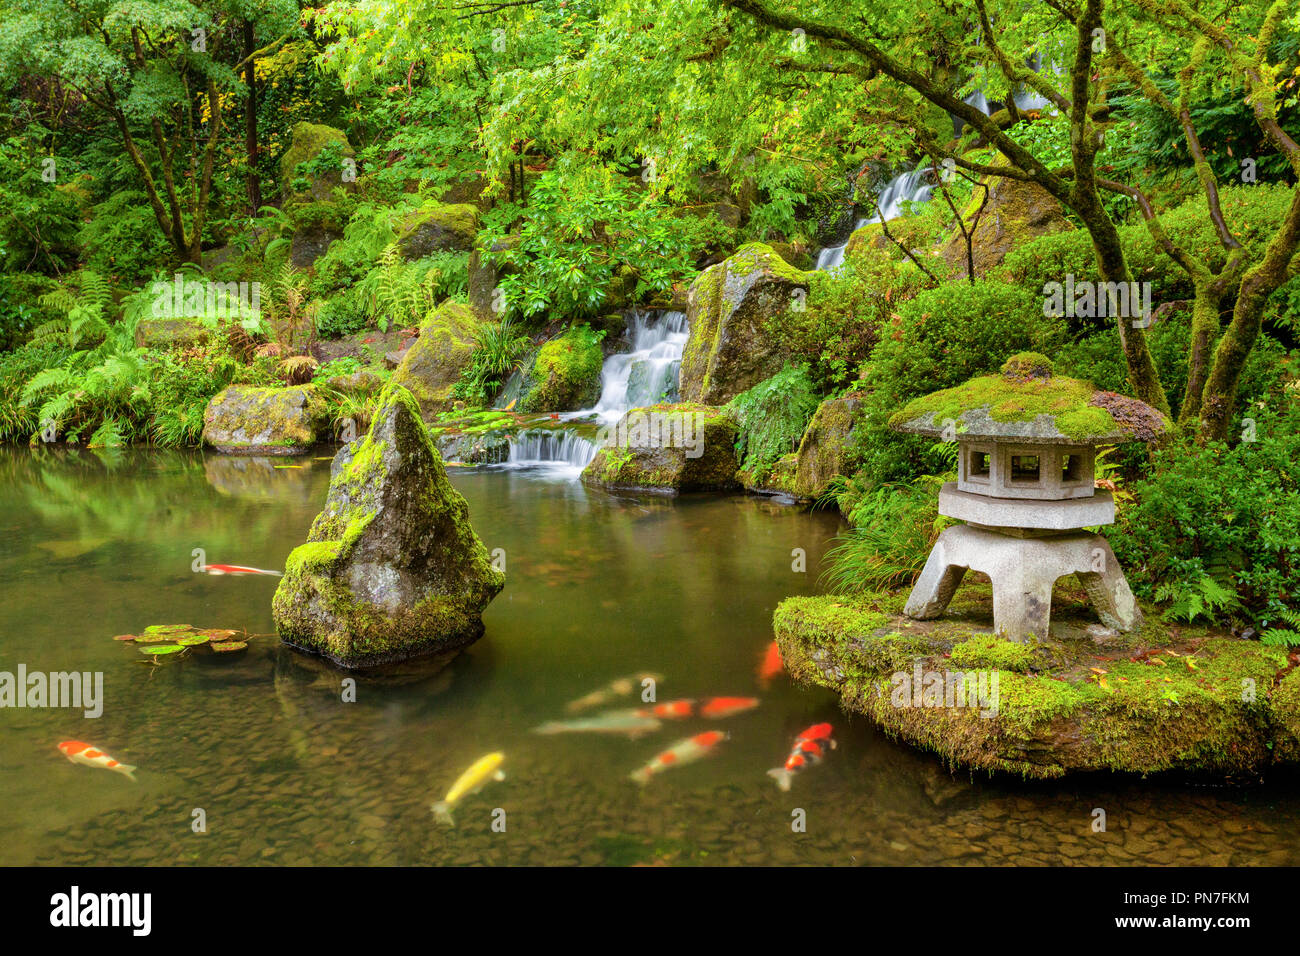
[904,524,1141,642]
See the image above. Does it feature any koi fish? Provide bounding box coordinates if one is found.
[531,711,662,739]
[431,752,505,827]
[629,730,729,785]
[767,723,835,792]
[57,741,137,782]
[565,673,663,713]
[636,699,696,719]
[758,641,785,686]
[699,696,760,719]
[202,563,283,577]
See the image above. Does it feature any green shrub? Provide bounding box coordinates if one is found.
[1111,392,1300,628]
[726,364,820,480]
[0,341,70,442]
[145,347,246,447]
[848,278,1064,486]
[75,190,174,283]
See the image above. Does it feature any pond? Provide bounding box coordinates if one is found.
[0,446,1296,866]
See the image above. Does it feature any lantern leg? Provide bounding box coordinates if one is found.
[1074,536,1142,631]
[991,569,1055,642]
[904,534,968,620]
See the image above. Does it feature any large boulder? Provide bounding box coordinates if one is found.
[202,385,331,455]
[389,301,481,418]
[397,202,479,259]
[580,403,741,494]
[271,384,504,668]
[517,325,604,412]
[940,177,1070,279]
[279,122,354,202]
[467,238,517,319]
[790,390,867,499]
[678,243,812,405]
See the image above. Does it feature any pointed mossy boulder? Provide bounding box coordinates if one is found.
[271,383,504,668]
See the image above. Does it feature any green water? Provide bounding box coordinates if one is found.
[1,446,1297,866]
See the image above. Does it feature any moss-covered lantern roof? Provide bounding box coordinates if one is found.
[889,353,1169,445]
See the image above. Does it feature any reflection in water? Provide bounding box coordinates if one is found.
[0,447,1297,866]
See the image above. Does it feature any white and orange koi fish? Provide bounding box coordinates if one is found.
[57,741,137,781]
[629,730,729,786]
[202,563,283,576]
[767,723,836,792]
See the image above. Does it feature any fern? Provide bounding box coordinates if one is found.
[1260,608,1300,647]
[1154,574,1244,624]
[727,364,820,480]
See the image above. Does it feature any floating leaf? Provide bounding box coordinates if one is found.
[112,634,139,642]
[135,633,175,644]
[139,644,186,655]
[210,641,248,653]
[197,629,238,641]
[177,635,210,646]
[142,624,195,639]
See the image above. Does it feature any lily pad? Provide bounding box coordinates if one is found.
[112,634,139,642]
[197,629,239,641]
[210,641,248,653]
[177,635,211,646]
[138,644,186,655]
[141,624,195,639]
[135,633,176,644]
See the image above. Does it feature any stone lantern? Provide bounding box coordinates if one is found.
[889,353,1168,642]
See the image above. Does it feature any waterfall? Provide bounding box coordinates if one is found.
[504,429,599,478]
[815,164,935,272]
[585,310,689,424]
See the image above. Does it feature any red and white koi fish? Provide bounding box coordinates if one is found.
[758,641,785,686]
[565,673,663,713]
[767,723,836,792]
[532,711,662,739]
[57,741,137,782]
[635,699,696,719]
[629,730,729,785]
[698,696,760,719]
[202,563,283,577]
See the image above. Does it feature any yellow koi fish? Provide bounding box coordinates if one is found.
[432,752,505,827]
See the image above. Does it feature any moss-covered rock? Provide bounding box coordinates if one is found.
[940,176,1071,279]
[135,317,212,350]
[581,403,741,494]
[389,301,481,419]
[774,584,1296,779]
[279,122,354,203]
[271,383,504,668]
[201,385,330,455]
[739,452,799,497]
[518,325,604,412]
[397,202,479,259]
[790,390,867,499]
[679,242,813,405]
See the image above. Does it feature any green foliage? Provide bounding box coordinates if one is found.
[455,318,531,405]
[849,278,1064,487]
[1112,395,1300,628]
[75,190,173,283]
[765,244,932,391]
[1260,608,1300,649]
[0,340,69,442]
[821,462,954,592]
[355,247,469,332]
[146,347,245,447]
[726,364,820,480]
[482,164,700,319]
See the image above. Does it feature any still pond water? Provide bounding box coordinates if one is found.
[0,446,1297,866]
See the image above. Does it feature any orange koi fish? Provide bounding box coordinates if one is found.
[758,641,785,686]
[629,730,729,785]
[699,696,760,719]
[636,699,696,719]
[203,563,283,577]
[767,723,836,792]
[57,741,137,782]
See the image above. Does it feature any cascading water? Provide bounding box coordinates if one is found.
[587,310,689,424]
[501,309,690,478]
[815,164,936,272]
